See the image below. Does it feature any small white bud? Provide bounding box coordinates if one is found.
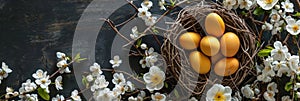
[141,43,147,50]
[275,5,280,10]
[86,75,94,82]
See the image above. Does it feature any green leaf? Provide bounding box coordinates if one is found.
[174,89,180,98]
[76,58,87,63]
[258,49,272,57]
[136,39,142,47]
[253,7,264,16]
[241,11,247,16]
[151,27,159,34]
[164,82,169,88]
[74,53,81,60]
[37,87,50,101]
[285,81,293,92]
[82,75,89,88]
[170,0,176,6]
[256,41,261,47]
[297,75,300,81]
[294,12,300,17]
[266,46,274,50]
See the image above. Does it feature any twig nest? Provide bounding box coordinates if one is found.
[161,2,258,95]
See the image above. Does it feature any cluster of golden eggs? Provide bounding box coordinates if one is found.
[179,13,241,76]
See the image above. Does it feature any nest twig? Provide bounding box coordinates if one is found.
[161,2,259,96]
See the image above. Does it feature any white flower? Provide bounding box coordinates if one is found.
[90,63,103,76]
[55,76,63,90]
[128,96,138,101]
[286,16,300,35]
[281,0,294,13]
[93,88,114,101]
[71,90,81,101]
[35,75,51,89]
[19,79,37,94]
[295,83,300,89]
[263,91,275,101]
[297,92,300,98]
[143,66,165,91]
[159,0,166,10]
[272,61,290,77]
[151,92,166,101]
[257,0,278,10]
[130,26,141,39]
[223,0,237,10]
[56,52,66,59]
[32,69,47,79]
[271,41,288,61]
[206,84,232,101]
[241,84,254,99]
[91,75,109,92]
[139,58,147,68]
[112,73,126,85]
[109,55,122,68]
[138,7,151,20]
[52,94,65,101]
[271,20,284,35]
[57,60,71,74]
[262,57,275,77]
[232,91,242,101]
[141,43,148,50]
[113,84,127,95]
[145,48,158,67]
[288,55,300,74]
[267,82,278,93]
[270,9,281,23]
[0,62,12,80]
[262,22,273,30]
[239,0,253,10]
[257,74,272,82]
[5,87,18,99]
[23,94,38,101]
[141,0,153,9]
[86,74,94,82]
[188,97,198,101]
[126,81,135,91]
[145,16,157,26]
[281,95,292,101]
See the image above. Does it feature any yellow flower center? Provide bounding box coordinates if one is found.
[154,95,164,100]
[151,74,162,85]
[293,25,299,32]
[214,91,226,101]
[144,0,150,6]
[264,0,273,4]
[41,79,47,84]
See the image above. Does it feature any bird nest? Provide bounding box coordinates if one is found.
[161,2,258,96]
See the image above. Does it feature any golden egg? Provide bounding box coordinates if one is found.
[214,58,239,76]
[189,51,211,74]
[220,32,240,57]
[205,13,225,37]
[179,32,201,50]
[200,36,220,56]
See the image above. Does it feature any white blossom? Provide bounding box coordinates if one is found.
[267,82,278,93]
[35,75,51,90]
[270,9,281,23]
[151,92,166,101]
[130,26,141,39]
[263,91,276,101]
[19,79,37,94]
[0,62,12,81]
[141,0,153,9]
[288,55,300,74]
[206,84,232,101]
[145,16,157,26]
[56,52,66,59]
[159,0,166,10]
[138,7,151,20]
[262,22,273,30]
[281,0,294,13]
[91,75,109,92]
[22,94,38,101]
[52,94,65,101]
[5,87,18,99]
[257,74,272,83]
[241,84,254,99]
[239,0,253,10]
[141,43,148,50]
[93,88,114,101]
[32,69,47,79]
[271,41,288,61]
[286,16,300,35]
[126,81,135,91]
[143,66,165,91]
[223,0,237,10]
[109,55,122,68]
[257,0,278,10]
[55,76,63,90]
[272,61,290,77]
[113,84,127,95]
[139,58,147,68]
[86,74,94,82]
[128,96,138,101]
[90,63,103,76]
[71,90,81,101]
[56,60,71,74]
[281,95,292,101]
[112,73,126,85]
